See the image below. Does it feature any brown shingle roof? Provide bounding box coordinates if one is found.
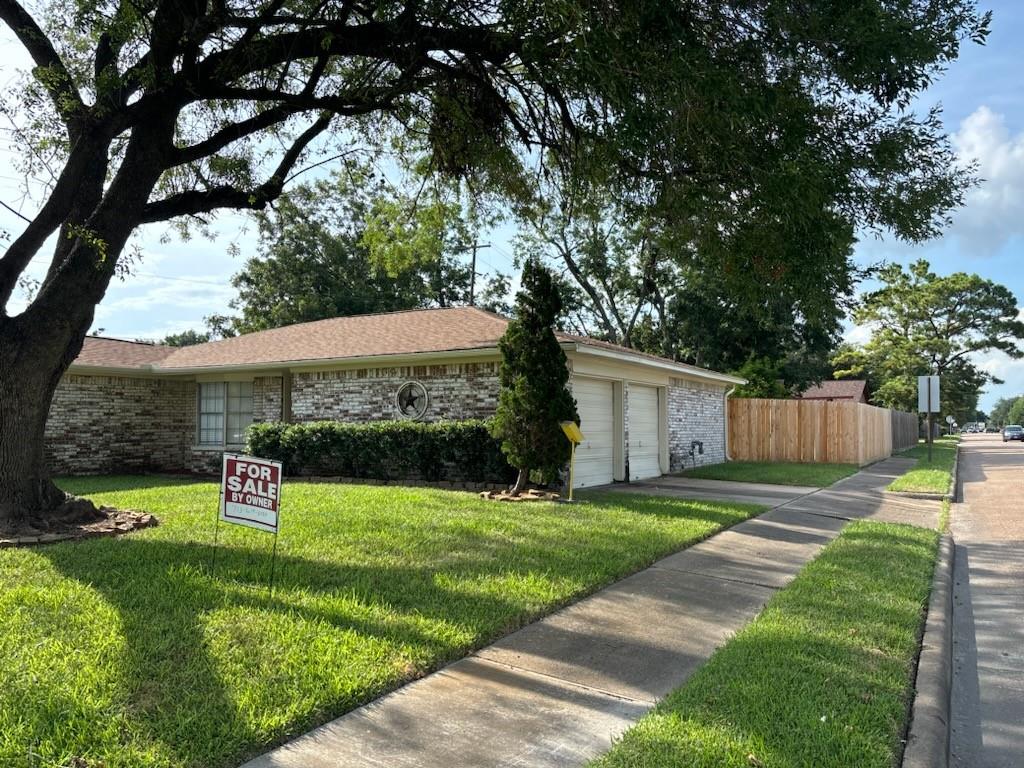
[798,379,868,402]
[73,337,175,370]
[155,307,510,369]
[69,307,741,383]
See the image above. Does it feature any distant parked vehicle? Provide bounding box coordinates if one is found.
[1002,425,1024,442]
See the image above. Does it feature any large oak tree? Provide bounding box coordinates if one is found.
[0,0,990,529]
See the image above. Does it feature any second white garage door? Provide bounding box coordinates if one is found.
[628,385,662,480]
[573,377,615,488]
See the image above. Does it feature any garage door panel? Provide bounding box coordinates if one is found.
[573,378,614,488]
[629,385,661,481]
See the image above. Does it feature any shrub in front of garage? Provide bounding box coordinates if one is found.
[246,419,516,484]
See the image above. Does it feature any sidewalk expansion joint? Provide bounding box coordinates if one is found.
[471,655,658,707]
[649,563,782,591]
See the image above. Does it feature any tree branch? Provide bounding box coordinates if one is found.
[0,0,86,132]
[141,112,333,222]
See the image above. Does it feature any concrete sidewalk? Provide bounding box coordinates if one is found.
[242,458,939,768]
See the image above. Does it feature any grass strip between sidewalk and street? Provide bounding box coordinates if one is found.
[888,437,958,494]
[677,460,858,488]
[590,520,939,768]
[0,477,762,768]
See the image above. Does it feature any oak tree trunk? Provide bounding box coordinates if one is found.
[0,322,79,530]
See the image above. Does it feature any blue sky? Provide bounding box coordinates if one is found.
[2,4,1023,412]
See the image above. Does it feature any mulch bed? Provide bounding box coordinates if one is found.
[0,506,157,548]
[479,488,563,502]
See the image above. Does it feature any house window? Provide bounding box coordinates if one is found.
[198,381,253,445]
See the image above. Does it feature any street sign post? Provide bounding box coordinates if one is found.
[918,376,940,462]
[213,454,284,594]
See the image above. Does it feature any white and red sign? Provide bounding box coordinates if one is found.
[220,454,283,533]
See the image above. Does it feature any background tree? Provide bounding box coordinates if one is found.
[160,329,210,347]
[833,260,1024,422]
[988,396,1018,427]
[491,260,578,494]
[212,168,472,335]
[0,0,991,528]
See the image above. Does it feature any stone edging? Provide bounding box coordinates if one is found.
[901,533,955,768]
[0,510,157,548]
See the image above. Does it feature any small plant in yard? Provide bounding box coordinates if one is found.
[491,259,579,494]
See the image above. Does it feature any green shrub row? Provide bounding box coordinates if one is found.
[246,419,517,484]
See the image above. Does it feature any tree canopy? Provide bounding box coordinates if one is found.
[212,169,473,335]
[833,260,1024,421]
[0,0,994,524]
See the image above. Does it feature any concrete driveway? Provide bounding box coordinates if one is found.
[951,433,1024,768]
[603,475,818,508]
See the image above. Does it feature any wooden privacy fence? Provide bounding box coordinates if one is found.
[891,410,919,452]
[728,398,918,466]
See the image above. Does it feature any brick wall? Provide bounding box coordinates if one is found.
[45,374,195,474]
[668,378,729,471]
[253,376,284,422]
[291,362,500,423]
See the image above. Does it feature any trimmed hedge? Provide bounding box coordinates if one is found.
[246,419,517,484]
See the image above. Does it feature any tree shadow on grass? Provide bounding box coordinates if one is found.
[34,536,522,768]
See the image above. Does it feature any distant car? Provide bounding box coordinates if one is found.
[987,427,1000,433]
[1002,425,1024,442]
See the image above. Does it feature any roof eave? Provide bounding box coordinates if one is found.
[151,345,504,374]
[566,342,746,385]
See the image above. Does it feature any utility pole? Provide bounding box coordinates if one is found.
[459,241,490,306]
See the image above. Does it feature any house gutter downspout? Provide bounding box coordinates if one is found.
[724,386,737,461]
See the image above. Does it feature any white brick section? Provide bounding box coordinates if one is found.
[291,363,500,423]
[668,377,729,471]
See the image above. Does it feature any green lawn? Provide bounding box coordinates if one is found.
[677,460,859,487]
[0,477,761,768]
[590,520,939,768]
[888,437,958,494]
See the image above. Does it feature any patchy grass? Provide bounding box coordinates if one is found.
[889,438,958,494]
[590,520,939,768]
[0,477,761,768]
[677,461,858,488]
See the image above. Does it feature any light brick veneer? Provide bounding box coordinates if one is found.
[253,376,284,422]
[291,363,500,423]
[45,375,195,474]
[668,377,729,471]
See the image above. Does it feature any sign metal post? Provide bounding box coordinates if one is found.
[918,375,940,463]
[212,453,284,595]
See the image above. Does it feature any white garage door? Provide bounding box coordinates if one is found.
[629,385,662,481]
[573,377,615,488]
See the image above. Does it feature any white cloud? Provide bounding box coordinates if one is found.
[949,106,1024,255]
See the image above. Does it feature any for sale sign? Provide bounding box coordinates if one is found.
[220,454,282,533]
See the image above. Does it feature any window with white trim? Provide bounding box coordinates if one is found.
[198,381,253,445]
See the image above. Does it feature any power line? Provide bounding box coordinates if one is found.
[0,199,30,223]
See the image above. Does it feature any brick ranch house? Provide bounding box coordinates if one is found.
[45,307,743,489]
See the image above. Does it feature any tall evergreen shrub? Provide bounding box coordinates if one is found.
[490,260,579,492]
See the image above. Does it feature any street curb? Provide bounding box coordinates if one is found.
[901,533,954,768]
[944,443,960,502]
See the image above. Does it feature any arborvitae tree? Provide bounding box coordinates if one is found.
[491,261,579,494]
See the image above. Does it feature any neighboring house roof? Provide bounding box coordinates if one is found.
[798,379,868,402]
[70,307,744,384]
[73,336,175,371]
